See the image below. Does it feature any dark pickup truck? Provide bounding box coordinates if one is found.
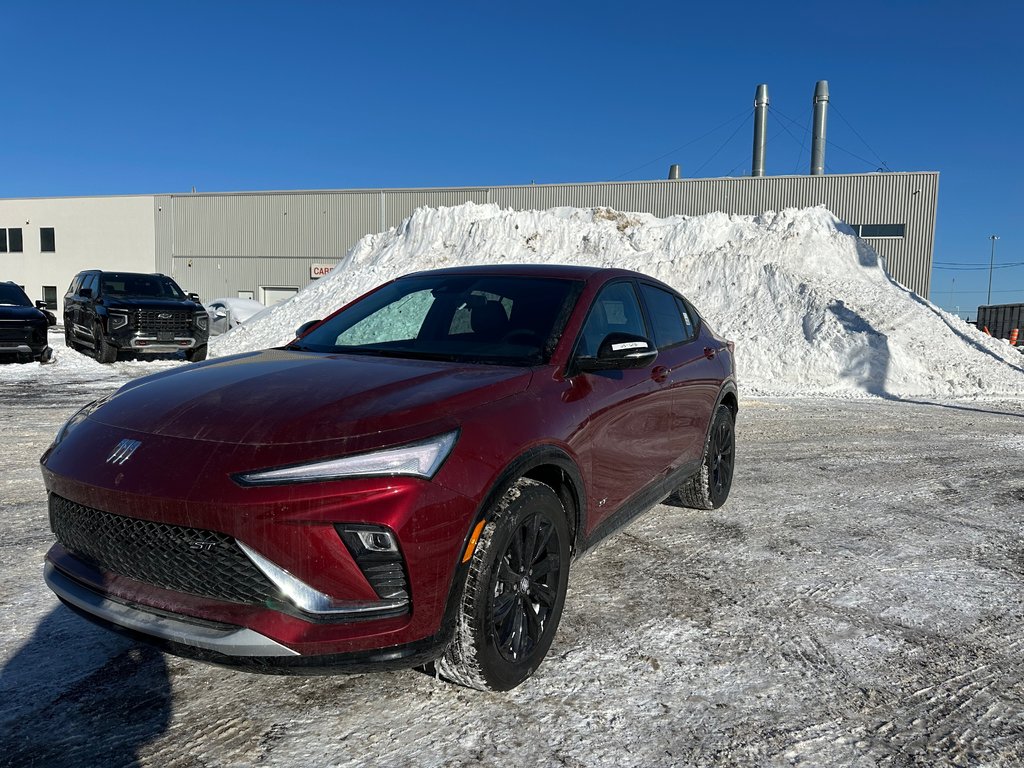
[64,270,209,363]
[0,281,55,363]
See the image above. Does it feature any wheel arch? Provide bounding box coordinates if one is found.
[433,444,587,655]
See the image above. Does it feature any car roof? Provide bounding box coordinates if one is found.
[403,263,650,282]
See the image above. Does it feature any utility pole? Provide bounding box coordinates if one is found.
[987,234,999,305]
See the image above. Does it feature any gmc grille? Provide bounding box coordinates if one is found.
[136,310,190,334]
[48,494,279,606]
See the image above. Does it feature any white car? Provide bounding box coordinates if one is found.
[206,298,267,336]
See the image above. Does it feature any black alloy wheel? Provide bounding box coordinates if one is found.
[437,478,570,691]
[490,511,562,664]
[708,409,735,506]
[673,404,736,510]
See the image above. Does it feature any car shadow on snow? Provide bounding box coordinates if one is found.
[0,606,171,767]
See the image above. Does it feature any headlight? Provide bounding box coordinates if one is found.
[52,396,111,447]
[194,312,208,331]
[108,311,129,331]
[235,431,458,486]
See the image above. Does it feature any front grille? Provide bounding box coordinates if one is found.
[136,310,190,334]
[0,327,32,343]
[49,494,280,606]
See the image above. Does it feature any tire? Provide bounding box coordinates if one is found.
[186,344,208,362]
[94,324,118,364]
[675,404,735,510]
[437,478,570,691]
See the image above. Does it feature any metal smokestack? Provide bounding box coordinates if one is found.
[751,84,769,177]
[668,164,681,179]
[810,80,829,175]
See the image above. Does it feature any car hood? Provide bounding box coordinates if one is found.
[89,349,533,445]
[105,298,204,312]
[0,305,46,323]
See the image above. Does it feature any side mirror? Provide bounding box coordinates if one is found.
[79,287,93,299]
[188,292,201,302]
[35,300,47,309]
[576,333,658,372]
[295,320,321,337]
[213,309,229,319]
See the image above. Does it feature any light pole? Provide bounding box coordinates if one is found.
[987,234,999,306]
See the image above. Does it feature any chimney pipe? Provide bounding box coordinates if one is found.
[667,164,681,180]
[751,84,769,177]
[810,80,829,175]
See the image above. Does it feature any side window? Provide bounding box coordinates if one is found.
[639,284,690,349]
[66,275,81,296]
[676,298,696,341]
[84,274,99,295]
[578,282,646,357]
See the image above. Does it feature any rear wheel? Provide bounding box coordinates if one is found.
[437,478,570,691]
[675,404,735,510]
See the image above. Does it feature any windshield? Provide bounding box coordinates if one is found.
[290,274,583,366]
[0,284,32,307]
[100,273,186,300]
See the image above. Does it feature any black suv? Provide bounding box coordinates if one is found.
[64,271,209,363]
[0,282,55,363]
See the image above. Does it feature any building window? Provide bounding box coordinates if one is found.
[40,227,56,252]
[42,285,57,309]
[4,228,24,252]
[0,229,6,252]
[851,223,905,238]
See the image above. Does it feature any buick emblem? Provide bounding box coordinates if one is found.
[107,438,142,465]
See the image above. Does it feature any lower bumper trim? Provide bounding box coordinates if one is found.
[44,561,300,657]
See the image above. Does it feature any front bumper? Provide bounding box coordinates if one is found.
[113,329,203,353]
[41,422,477,662]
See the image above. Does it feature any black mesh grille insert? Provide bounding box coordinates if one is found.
[48,494,280,606]
[136,310,190,334]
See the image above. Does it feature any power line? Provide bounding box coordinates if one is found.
[771,106,883,171]
[609,108,751,181]
[693,114,752,177]
[830,103,891,171]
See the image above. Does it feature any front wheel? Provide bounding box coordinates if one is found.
[437,478,570,691]
[186,344,208,362]
[674,404,735,510]
[94,324,118,364]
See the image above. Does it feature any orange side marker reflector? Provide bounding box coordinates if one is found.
[462,520,486,563]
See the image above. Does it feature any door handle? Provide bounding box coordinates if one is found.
[651,366,669,383]
[703,347,716,360]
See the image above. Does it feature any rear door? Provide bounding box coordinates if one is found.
[638,283,723,467]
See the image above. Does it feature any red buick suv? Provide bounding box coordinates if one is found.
[41,264,737,690]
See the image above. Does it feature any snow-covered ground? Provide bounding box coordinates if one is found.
[2,204,1023,765]
[1,342,1022,765]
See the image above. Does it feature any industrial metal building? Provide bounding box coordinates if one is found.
[2,170,938,318]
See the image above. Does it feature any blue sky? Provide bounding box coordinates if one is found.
[4,1,1021,315]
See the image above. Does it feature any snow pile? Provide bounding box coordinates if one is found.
[211,203,1024,399]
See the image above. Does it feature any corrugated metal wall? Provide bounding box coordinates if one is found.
[159,172,938,303]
